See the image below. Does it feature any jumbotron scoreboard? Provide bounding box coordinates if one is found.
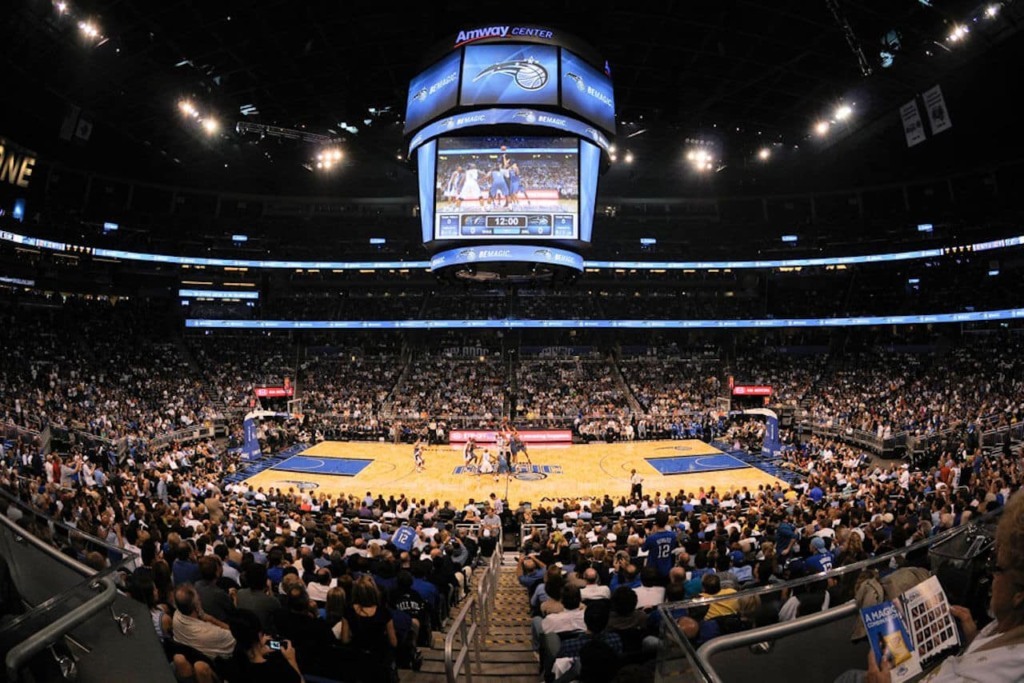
[405,25,614,283]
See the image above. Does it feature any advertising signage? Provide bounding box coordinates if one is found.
[255,386,294,398]
[560,50,615,133]
[460,44,558,107]
[404,51,462,134]
[732,385,773,396]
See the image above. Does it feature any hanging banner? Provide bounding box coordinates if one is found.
[921,85,952,135]
[900,100,926,147]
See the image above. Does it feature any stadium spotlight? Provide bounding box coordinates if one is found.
[947,25,968,42]
[624,151,634,164]
[315,147,343,170]
[757,147,771,161]
[78,20,100,40]
[834,104,853,121]
[201,117,220,135]
[985,4,1000,18]
[814,120,830,136]
[609,144,617,154]
[55,1,69,14]
[178,100,198,118]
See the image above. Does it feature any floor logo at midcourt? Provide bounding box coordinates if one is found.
[453,465,563,480]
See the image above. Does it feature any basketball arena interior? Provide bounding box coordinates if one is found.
[2,2,1024,682]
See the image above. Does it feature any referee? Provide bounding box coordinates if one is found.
[630,469,644,500]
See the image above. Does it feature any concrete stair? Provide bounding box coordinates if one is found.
[403,553,539,683]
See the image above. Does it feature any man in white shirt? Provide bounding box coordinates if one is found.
[633,566,666,609]
[630,469,644,499]
[579,568,611,602]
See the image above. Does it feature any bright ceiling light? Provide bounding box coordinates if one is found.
[201,118,219,135]
[78,20,100,39]
[758,148,771,161]
[55,1,68,14]
[814,120,830,136]
[624,151,634,164]
[178,100,198,117]
[834,104,853,121]
[985,4,1000,18]
[948,25,968,42]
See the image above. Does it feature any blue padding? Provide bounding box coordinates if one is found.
[644,455,751,475]
[270,456,372,476]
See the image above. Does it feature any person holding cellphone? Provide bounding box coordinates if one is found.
[236,622,304,683]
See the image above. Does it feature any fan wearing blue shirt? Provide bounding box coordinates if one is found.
[642,511,678,582]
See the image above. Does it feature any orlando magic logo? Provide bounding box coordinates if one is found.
[474,57,548,91]
[413,88,429,102]
[280,480,319,491]
[513,110,538,124]
[458,248,477,261]
[534,248,554,261]
[565,72,586,92]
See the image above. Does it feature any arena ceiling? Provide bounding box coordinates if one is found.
[2,0,1023,196]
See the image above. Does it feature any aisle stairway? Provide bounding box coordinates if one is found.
[405,552,539,683]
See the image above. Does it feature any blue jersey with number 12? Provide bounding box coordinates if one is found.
[643,530,678,576]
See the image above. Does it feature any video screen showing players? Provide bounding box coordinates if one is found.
[434,136,579,240]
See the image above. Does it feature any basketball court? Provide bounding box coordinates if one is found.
[241,439,783,507]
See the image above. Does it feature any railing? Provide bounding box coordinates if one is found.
[444,533,503,683]
[655,507,1002,683]
[0,489,175,682]
[444,595,481,683]
[519,523,551,547]
[3,573,118,681]
[795,419,895,454]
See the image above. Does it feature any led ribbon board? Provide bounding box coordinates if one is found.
[186,308,1024,329]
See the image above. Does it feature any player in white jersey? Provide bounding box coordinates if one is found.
[413,439,425,472]
[456,164,483,211]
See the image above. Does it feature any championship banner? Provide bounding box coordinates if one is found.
[900,100,926,148]
[921,85,952,136]
[448,429,572,444]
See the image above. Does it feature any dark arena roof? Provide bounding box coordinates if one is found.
[4,5,1024,683]
[3,0,1024,198]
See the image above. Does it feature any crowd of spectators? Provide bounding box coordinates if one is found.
[509,433,1023,680]
[516,359,631,427]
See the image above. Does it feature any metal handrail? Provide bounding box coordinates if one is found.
[694,600,859,683]
[445,534,503,682]
[4,577,118,681]
[657,505,999,616]
[444,595,481,683]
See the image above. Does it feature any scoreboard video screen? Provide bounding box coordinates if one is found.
[434,136,579,241]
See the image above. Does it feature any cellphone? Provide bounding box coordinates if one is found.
[268,640,281,651]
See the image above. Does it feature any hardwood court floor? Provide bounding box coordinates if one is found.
[242,439,783,508]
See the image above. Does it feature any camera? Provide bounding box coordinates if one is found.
[268,639,282,651]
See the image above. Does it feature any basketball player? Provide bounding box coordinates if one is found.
[413,439,425,473]
[479,449,494,478]
[456,163,483,211]
[443,165,465,210]
[463,437,479,473]
[510,426,532,470]
[487,161,509,210]
[507,161,526,208]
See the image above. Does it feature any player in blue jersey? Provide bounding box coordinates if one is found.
[642,510,679,583]
[463,437,479,473]
[487,162,509,210]
[507,161,526,208]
